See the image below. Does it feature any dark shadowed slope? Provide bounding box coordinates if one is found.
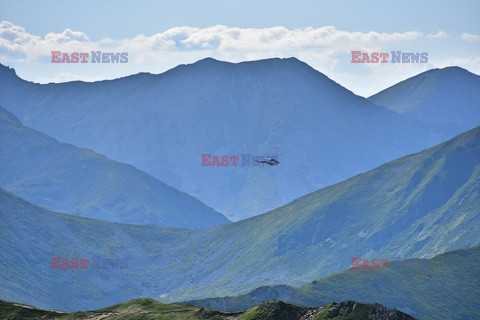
[0,58,444,220]
[0,105,229,228]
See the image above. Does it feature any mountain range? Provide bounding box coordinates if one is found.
[0,104,229,229]
[187,247,480,320]
[2,58,475,220]
[1,125,478,313]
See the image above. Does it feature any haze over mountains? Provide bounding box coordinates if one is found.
[1,126,478,312]
[0,104,229,229]
[1,58,473,220]
[369,66,480,136]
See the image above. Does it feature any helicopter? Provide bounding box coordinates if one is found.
[256,157,280,166]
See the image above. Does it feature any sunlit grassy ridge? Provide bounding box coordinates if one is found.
[0,298,415,320]
[189,247,480,320]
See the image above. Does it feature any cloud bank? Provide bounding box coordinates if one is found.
[1,21,479,96]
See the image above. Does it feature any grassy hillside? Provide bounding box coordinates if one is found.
[168,126,480,300]
[1,127,479,311]
[189,247,480,320]
[0,298,415,320]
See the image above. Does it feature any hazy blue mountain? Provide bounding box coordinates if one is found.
[165,125,480,301]
[0,298,416,320]
[369,66,480,136]
[187,247,480,320]
[1,126,478,312]
[0,58,446,220]
[0,105,229,228]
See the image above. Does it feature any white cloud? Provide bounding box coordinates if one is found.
[427,31,448,39]
[0,21,91,62]
[461,33,480,42]
[430,55,480,74]
[44,29,90,43]
[0,21,441,64]
[0,21,477,96]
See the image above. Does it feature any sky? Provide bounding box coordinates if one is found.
[1,0,479,96]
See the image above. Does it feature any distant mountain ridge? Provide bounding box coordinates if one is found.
[369,66,480,136]
[0,104,229,228]
[0,57,455,220]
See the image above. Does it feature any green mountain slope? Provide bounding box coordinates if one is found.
[0,298,416,320]
[188,247,480,320]
[168,126,480,300]
[1,127,479,312]
[0,105,229,228]
[0,187,191,311]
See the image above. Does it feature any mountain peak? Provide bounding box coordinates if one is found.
[369,65,480,131]
[438,65,472,73]
[420,65,478,80]
[185,56,308,70]
[0,63,18,78]
[196,56,222,64]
